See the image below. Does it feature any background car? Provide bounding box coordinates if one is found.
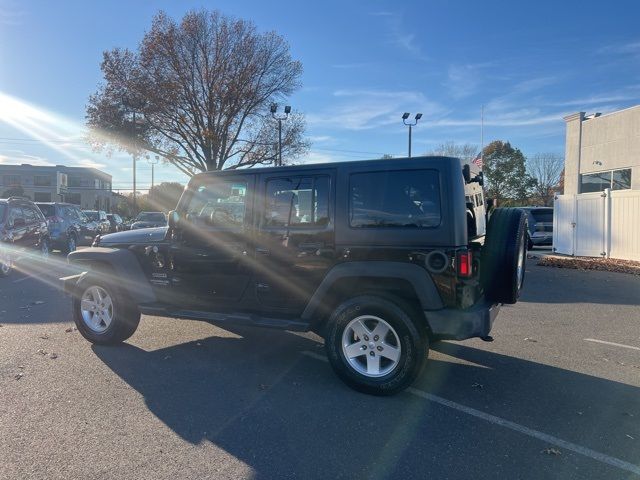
[130,211,167,230]
[83,210,111,235]
[520,207,554,249]
[0,196,50,277]
[36,202,99,252]
[106,213,125,233]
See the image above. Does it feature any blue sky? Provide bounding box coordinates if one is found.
[1,0,639,192]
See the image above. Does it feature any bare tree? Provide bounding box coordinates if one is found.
[425,141,478,163]
[527,153,564,206]
[86,9,309,175]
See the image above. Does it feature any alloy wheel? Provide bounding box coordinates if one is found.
[80,286,115,333]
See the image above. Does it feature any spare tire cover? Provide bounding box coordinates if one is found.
[481,208,527,304]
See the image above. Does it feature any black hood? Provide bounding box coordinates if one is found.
[99,226,169,245]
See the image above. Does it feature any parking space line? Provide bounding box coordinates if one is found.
[584,338,640,352]
[301,350,640,476]
[12,276,30,283]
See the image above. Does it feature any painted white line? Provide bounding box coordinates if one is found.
[301,350,640,476]
[584,338,640,352]
[12,276,30,284]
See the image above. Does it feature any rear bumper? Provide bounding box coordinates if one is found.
[425,301,501,340]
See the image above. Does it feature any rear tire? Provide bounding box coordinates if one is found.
[481,208,527,304]
[325,295,428,396]
[72,276,140,344]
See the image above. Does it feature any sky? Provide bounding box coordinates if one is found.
[1,0,639,192]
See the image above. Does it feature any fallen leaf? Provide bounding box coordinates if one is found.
[163,355,172,360]
[524,337,538,343]
[196,342,202,346]
[14,373,24,380]
[471,382,484,389]
[64,327,77,333]
[39,334,50,340]
[626,434,635,440]
[37,349,48,355]
[542,448,561,456]
[576,411,584,415]
[18,365,25,369]
[49,353,58,359]
[258,384,270,390]
[32,300,45,305]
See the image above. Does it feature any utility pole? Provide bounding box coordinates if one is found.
[147,155,159,190]
[402,112,422,158]
[270,104,291,166]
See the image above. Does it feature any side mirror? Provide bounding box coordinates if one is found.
[462,164,471,184]
[168,210,180,229]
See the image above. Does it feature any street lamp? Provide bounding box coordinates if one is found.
[122,96,146,211]
[147,155,160,190]
[402,112,422,158]
[271,104,291,166]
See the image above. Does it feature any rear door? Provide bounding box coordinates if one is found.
[253,171,335,311]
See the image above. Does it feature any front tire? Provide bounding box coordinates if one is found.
[73,277,140,344]
[325,295,428,396]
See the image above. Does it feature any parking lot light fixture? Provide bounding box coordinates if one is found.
[271,104,291,166]
[402,112,422,158]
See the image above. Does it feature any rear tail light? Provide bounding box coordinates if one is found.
[457,250,473,277]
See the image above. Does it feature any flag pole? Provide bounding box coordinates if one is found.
[480,104,484,162]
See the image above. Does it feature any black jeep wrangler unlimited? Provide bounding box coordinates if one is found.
[62,157,526,395]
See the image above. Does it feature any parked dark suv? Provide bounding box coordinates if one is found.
[106,213,124,233]
[36,202,100,252]
[83,210,111,235]
[1,197,50,277]
[62,157,527,395]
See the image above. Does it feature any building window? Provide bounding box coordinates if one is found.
[264,176,329,227]
[34,192,52,202]
[3,175,21,186]
[580,169,632,193]
[350,169,441,228]
[68,176,81,187]
[34,175,52,186]
[66,193,81,205]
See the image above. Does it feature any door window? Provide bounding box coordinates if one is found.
[264,176,329,227]
[23,206,39,224]
[7,207,23,227]
[185,179,248,228]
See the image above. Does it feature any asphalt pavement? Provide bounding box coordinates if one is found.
[1,251,639,479]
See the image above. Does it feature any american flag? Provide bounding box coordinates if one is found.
[471,152,483,168]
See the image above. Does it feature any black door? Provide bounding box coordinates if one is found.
[170,175,255,309]
[6,207,28,249]
[253,172,335,313]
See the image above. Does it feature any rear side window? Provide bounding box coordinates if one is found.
[264,176,329,227]
[37,204,55,218]
[350,170,441,228]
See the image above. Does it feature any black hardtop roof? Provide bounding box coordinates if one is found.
[190,156,462,181]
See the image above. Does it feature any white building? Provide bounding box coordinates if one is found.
[555,106,640,261]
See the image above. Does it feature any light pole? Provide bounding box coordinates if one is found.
[122,96,145,212]
[402,112,422,158]
[147,155,159,190]
[270,104,291,166]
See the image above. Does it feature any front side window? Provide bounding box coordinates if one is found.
[264,176,329,227]
[350,170,441,228]
[185,178,247,228]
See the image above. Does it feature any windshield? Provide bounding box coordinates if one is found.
[84,211,99,221]
[36,204,55,217]
[136,212,166,222]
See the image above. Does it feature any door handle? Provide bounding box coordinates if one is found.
[256,247,270,255]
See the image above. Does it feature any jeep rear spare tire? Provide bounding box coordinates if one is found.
[325,295,428,396]
[481,208,527,304]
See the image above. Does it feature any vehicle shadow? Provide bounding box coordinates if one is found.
[93,326,640,479]
[519,264,640,306]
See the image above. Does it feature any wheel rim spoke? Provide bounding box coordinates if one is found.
[371,321,390,340]
[366,353,381,375]
[80,286,113,333]
[350,319,370,341]
[344,341,366,359]
[380,344,400,363]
